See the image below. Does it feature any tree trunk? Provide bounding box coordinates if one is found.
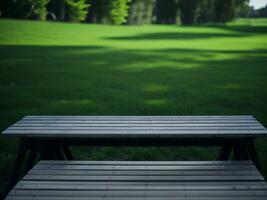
[59,0,65,21]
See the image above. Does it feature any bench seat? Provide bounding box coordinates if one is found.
[6,160,267,200]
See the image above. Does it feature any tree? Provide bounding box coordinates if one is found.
[236,1,252,18]
[108,0,131,25]
[197,0,215,23]
[214,0,248,23]
[58,0,66,21]
[155,0,180,24]
[127,0,156,25]
[32,0,50,20]
[256,5,267,17]
[66,0,90,22]
[179,0,200,25]
[0,0,49,20]
[87,0,110,23]
[0,0,15,18]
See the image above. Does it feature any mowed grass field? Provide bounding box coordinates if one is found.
[0,18,267,194]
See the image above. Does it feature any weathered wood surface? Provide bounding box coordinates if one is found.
[6,161,267,200]
[2,115,267,138]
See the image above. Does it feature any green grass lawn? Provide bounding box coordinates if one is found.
[0,18,267,195]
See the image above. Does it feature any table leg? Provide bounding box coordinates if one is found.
[53,145,65,160]
[38,142,53,160]
[233,143,242,160]
[217,145,232,160]
[247,140,261,172]
[239,142,249,160]
[24,147,38,173]
[4,138,28,197]
[62,145,74,160]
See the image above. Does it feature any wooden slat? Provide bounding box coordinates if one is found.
[14,180,267,186]
[28,169,260,176]
[32,164,257,170]
[6,197,267,200]
[8,189,267,197]
[23,115,255,119]
[14,182,267,190]
[13,122,262,128]
[8,126,265,130]
[3,129,267,134]
[3,115,267,138]
[38,160,254,165]
[23,174,264,181]
[6,161,267,200]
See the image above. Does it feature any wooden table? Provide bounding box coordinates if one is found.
[2,115,267,196]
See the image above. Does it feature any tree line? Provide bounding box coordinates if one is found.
[0,0,258,25]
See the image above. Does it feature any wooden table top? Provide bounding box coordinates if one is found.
[2,115,267,139]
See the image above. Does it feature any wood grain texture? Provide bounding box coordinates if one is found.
[6,161,267,199]
[2,115,267,138]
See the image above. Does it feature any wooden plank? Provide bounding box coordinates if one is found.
[38,160,254,165]
[6,197,267,200]
[32,164,257,170]
[23,174,264,181]
[29,169,260,176]
[8,126,265,130]
[14,180,267,187]
[4,115,266,138]
[6,160,267,200]
[21,119,256,122]
[8,189,267,197]
[15,121,260,125]
[12,123,262,127]
[23,115,255,120]
[16,180,267,187]
[15,182,267,190]
[3,129,267,135]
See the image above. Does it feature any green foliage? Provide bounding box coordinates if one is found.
[179,0,200,25]
[256,6,267,17]
[0,0,49,20]
[236,1,252,18]
[214,0,249,23]
[127,0,155,25]
[197,0,215,23]
[66,0,90,22]
[33,0,50,20]
[108,0,131,25]
[214,0,235,23]
[87,0,110,23]
[0,0,253,24]
[249,5,267,18]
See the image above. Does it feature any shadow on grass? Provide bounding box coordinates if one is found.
[0,44,266,118]
[105,32,245,40]
[0,44,267,193]
[192,24,267,34]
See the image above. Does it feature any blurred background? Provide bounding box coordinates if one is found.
[0,0,267,25]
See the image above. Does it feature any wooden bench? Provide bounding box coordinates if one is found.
[3,115,267,199]
[5,160,267,200]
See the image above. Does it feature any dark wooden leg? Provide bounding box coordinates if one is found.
[233,143,242,160]
[38,142,52,160]
[239,142,249,160]
[247,140,261,171]
[24,147,38,173]
[46,144,58,160]
[217,145,232,160]
[53,145,65,160]
[4,138,28,197]
[62,145,74,160]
